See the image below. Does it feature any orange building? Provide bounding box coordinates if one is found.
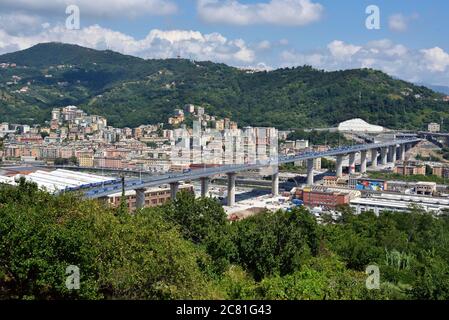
[394,162,426,176]
[295,187,350,209]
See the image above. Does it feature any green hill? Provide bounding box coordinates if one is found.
[0,42,447,129]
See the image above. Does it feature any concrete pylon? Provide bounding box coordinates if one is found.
[371,149,378,168]
[307,159,314,185]
[348,153,356,175]
[381,147,388,165]
[227,172,236,207]
[170,182,179,201]
[391,145,397,163]
[387,146,394,163]
[360,151,367,173]
[200,177,210,198]
[336,155,344,178]
[135,188,146,209]
[399,144,406,161]
[272,171,279,196]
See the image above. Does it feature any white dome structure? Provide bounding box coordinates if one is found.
[338,118,384,133]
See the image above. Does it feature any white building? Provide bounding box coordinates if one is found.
[338,118,384,133]
[295,139,309,149]
[428,122,441,133]
[350,193,449,216]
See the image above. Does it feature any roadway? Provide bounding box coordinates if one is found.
[79,138,420,199]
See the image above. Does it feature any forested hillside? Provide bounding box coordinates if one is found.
[1,180,449,300]
[0,42,448,129]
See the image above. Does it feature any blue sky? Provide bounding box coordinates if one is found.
[1,0,449,86]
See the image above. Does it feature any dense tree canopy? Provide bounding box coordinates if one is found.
[1,180,449,300]
[1,43,449,130]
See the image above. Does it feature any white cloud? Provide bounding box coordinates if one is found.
[240,62,274,72]
[388,13,418,32]
[256,40,271,50]
[197,0,323,26]
[0,0,177,18]
[420,47,449,72]
[0,25,255,65]
[327,40,361,60]
[0,12,45,36]
[280,39,449,86]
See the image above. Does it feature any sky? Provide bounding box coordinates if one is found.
[0,0,449,86]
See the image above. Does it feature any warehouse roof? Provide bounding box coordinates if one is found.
[0,169,115,193]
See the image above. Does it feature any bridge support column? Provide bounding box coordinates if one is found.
[381,147,388,166]
[200,177,210,198]
[336,155,344,178]
[170,182,180,201]
[371,149,378,168]
[227,172,236,207]
[391,146,397,163]
[307,159,314,185]
[399,144,406,161]
[135,188,146,210]
[348,153,356,174]
[360,151,367,174]
[272,171,279,196]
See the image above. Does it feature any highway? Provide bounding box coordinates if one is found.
[78,138,420,199]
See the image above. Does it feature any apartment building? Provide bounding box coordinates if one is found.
[107,184,194,211]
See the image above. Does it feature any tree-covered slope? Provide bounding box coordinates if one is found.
[0,42,447,129]
[2,180,449,300]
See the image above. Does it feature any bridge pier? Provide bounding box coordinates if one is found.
[170,182,180,201]
[381,147,388,166]
[336,155,344,178]
[135,188,146,209]
[200,177,210,198]
[227,172,236,207]
[391,145,397,164]
[399,144,406,161]
[387,146,394,163]
[348,153,356,175]
[307,159,314,185]
[271,171,279,196]
[371,149,378,168]
[360,151,367,174]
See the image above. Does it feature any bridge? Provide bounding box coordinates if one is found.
[70,138,420,209]
[413,131,449,148]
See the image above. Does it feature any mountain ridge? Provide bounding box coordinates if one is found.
[0,42,448,130]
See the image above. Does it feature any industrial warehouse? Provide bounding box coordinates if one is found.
[0,168,194,211]
[2,164,449,217]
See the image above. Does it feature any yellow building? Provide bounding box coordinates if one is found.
[78,155,94,167]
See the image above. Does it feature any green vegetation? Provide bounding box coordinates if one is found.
[287,130,351,147]
[145,141,158,149]
[54,157,79,166]
[437,147,449,161]
[279,163,306,173]
[321,157,336,171]
[2,179,449,300]
[1,43,449,130]
[368,172,449,185]
[416,153,442,162]
[279,158,336,174]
